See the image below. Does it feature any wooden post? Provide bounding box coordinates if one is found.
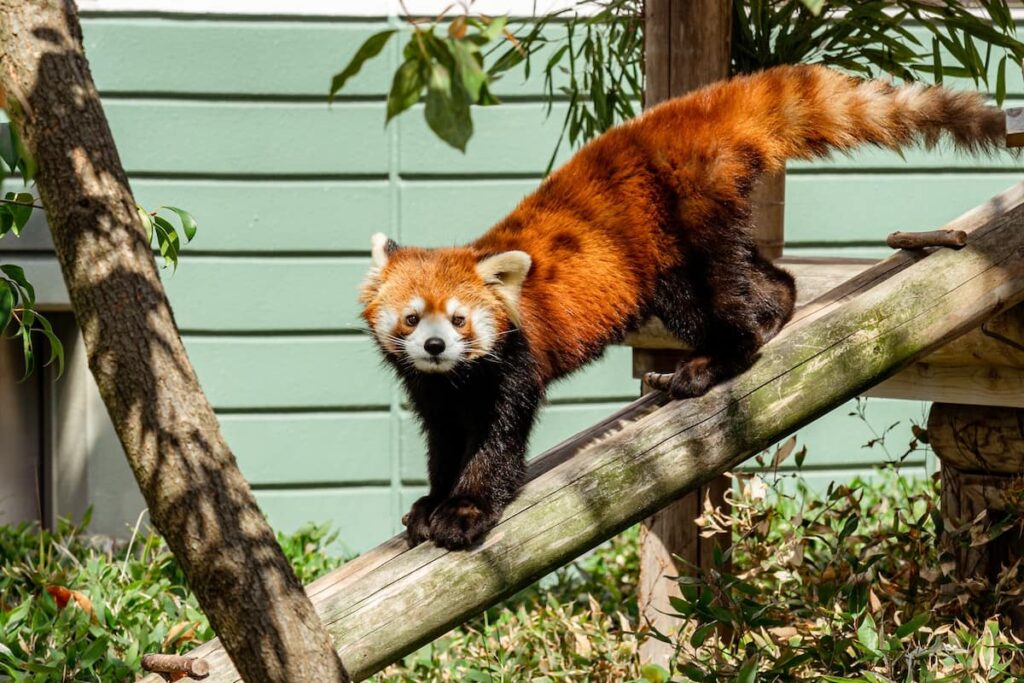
[639,0,789,666]
[928,403,1024,590]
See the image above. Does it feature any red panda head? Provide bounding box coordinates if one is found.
[360,233,531,374]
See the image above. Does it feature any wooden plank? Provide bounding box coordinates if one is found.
[81,19,572,98]
[547,345,636,401]
[133,179,391,252]
[1,178,392,253]
[161,257,370,332]
[255,488,395,554]
[149,182,1024,683]
[398,102,572,174]
[104,101,390,175]
[222,412,393,485]
[785,174,1024,243]
[867,364,1024,408]
[397,175,1024,249]
[77,18,1024,99]
[82,19,395,96]
[182,335,392,409]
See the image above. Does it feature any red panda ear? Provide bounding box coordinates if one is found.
[370,232,399,268]
[476,251,532,325]
[362,233,399,304]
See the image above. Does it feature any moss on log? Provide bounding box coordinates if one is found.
[141,182,1024,682]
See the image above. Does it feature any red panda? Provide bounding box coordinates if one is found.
[359,64,1005,550]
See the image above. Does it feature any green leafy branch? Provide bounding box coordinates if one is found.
[736,0,1024,100]
[136,205,198,272]
[329,10,517,152]
[331,0,1024,158]
[0,264,63,378]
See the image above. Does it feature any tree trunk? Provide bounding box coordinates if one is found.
[0,3,349,682]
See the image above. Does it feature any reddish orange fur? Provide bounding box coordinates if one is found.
[363,64,1004,383]
[361,64,1005,549]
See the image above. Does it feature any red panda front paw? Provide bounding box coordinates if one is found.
[402,495,441,547]
[669,356,717,399]
[429,496,497,550]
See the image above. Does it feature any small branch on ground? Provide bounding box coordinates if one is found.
[141,654,210,679]
[886,229,967,250]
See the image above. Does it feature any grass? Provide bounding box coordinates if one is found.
[3,467,1023,681]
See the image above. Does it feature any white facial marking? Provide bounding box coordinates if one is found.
[470,308,496,357]
[374,308,398,350]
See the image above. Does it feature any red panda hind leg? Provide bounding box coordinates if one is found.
[652,238,796,398]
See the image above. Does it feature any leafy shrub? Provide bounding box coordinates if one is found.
[4,465,1023,682]
[378,467,1024,682]
[0,515,344,682]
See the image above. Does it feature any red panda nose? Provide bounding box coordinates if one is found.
[424,337,446,356]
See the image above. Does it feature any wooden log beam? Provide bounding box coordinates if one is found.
[142,182,1024,682]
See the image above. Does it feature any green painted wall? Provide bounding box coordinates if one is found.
[9,12,1019,551]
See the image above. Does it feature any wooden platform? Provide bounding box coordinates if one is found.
[624,256,1024,408]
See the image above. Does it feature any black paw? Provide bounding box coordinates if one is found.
[668,356,717,399]
[429,496,497,550]
[402,495,440,547]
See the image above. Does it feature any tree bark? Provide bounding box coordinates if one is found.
[0,3,349,682]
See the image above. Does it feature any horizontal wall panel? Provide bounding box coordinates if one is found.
[255,487,394,554]
[83,19,394,96]
[81,19,573,99]
[400,173,1023,250]
[400,400,628,483]
[132,179,390,252]
[785,173,1021,243]
[399,103,571,174]
[221,411,392,485]
[105,101,390,175]
[788,127,1023,170]
[183,335,392,409]
[784,245,892,260]
[399,179,535,245]
[78,17,1024,100]
[547,345,636,402]
[400,98,1022,175]
[162,256,369,331]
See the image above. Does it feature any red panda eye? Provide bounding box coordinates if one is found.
[404,314,419,326]
[451,315,466,328]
